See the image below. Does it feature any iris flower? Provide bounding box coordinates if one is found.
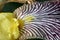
[0,1,60,40]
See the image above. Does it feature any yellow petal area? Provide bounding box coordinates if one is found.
[18,19,24,29]
[0,13,19,40]
[23,14,35,24]
[17,14,35,29]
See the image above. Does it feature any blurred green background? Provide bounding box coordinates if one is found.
[0,0,50,12]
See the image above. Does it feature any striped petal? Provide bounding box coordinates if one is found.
[14,1,60,40]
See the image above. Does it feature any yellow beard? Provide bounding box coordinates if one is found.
[0,13,19,40]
